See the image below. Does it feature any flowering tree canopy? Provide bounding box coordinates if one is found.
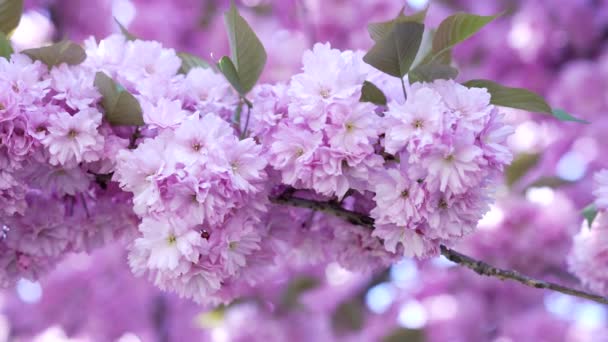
[0,0,607,341]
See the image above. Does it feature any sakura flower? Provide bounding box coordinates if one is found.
[383,86,446,154]
[594,169,608,209]
[141,98,192,129]
[133,216,202,271]
[425,132,484,194]
[371,167,426,226]
[42,108,104,166]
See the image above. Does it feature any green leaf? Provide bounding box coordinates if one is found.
[527,176,574,189]
[217,56,245,95]
[22,41,86,68]
[0,31,13,59]
[430,13,498,62]
[363,21,424,78]
[463,79,589,123]
[505,152,540,186]
[332,300,364,332]
[383,328,425,342]
[359,80,387,105]
[177,52,210,74]
[367,7,428,41]
[280,276,320,310]
[408,63,458,83]
[223,1,267,94]
[552,108,589,124]
[463,79,550,112]
[0,0,23,36]
[582,204,598,227]
[114,18,136,41]
[94,72,144,126]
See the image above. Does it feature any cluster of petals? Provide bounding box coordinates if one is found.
[371,79,514,257]
[0,43,136,285]
[568,169,608,294]
[0,36,516,304]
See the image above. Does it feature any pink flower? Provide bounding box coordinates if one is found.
[141,98,192,129]
[384,87,446,154]
[133,216,202,271]
[425,132,484,194]
[568,213,608,295]
[371,167,426,226]
[594,169,608,210]
[42,108,104,166]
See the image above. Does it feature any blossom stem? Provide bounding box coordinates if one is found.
[240,99,252,139]
[400,77,407,101]
[270,190,608,305]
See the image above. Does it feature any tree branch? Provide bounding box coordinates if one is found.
[270,191,608,305]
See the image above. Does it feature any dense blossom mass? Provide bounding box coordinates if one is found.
[6,0,608,340]
[0,32,514,305]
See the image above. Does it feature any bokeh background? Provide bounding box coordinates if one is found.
[2,0,608,341]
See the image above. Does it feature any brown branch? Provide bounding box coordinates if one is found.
[270,190,608,305]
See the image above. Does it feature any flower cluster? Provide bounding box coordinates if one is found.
[0,48,136,286]
[0,35,515,304]
[373,80,513,257]
[568,170,608,295]
[267,43,384,198]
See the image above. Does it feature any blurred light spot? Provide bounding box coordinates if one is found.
[117,333,142,342]
[508,18,544,61]
[365,282,396,314]
[573,302,607,328]
[494,338,513,342]
[33,326,72,342]
[390,259,418,288]
[525,187,554,206]
[325,262,353,286]
[0,315,8,342]
[113,0,136,27]
[556,151,587,181]
[477,204,504,230]
[509,121,539,152]
[433,256,456,268]
[211,327,229,342]
[545,293,578,319]
[424,295,458,321]
[11,11,54,50]
[407,0,429,10]
[545,293,607,329]
[398,300,427,329]
[242,0,265,6]
[16,278,42,303]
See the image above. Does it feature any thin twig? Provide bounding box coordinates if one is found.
[270,190,608,305]
[439,246,608,305]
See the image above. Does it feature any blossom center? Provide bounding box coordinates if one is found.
[345,122,355,132]
[200,230,210,240]
[319,87,331,99]
[438,198,448,209]
[192,142,202,151]
[401,189,410,198]
[445,154,455,162]
[167,234,177,245]
[228,241,238,250]
[231,161,239,173]
[295,148,304,157]
[67,129,79,139]
[145,64,155,74]
[412,119,424,129]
